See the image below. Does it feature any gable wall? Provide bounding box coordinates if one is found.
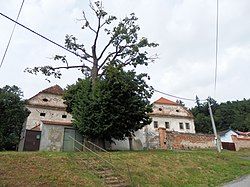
[25,93,72,130]
[28,93,67,108]
[153,103,192,117]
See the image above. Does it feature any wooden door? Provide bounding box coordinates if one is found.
[23,130,41,151]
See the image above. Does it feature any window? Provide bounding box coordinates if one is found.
[40,113,46,117]
[179,122,184,130]
[62,114,67,119]
[176,109,180,112]
[186,123,190,130]
[165,122,170,129]
[42,98,48,102]
[154,121,158,128]
[159,107,162,111]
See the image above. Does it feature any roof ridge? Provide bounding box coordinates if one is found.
[41,85,64,95]
[154,97,178,105]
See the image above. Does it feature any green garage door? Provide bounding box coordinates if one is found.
[63,128,83,151]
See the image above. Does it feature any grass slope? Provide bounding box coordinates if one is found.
[0,149,249,186]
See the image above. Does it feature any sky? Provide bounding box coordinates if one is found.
[0,0,250,108]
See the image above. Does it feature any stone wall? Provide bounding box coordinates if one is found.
[232,135,250,151]
[159,128,215,149]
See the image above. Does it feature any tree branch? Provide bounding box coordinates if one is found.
[97,39,113,61]
[82,11,96,33]
[52,65,91,71]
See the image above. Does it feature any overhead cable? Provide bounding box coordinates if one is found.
[214,0,219,97]
[153,89,206,102]
[0,0,25,68]
[0,12,84,61]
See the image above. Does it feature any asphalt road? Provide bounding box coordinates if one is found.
[223,175,250,187]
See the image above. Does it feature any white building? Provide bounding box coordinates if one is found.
[18,85,82,151]
[19,86,195,151]
[111,97,195,150]
[149,97,195,133]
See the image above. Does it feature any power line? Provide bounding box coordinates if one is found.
[0,12,84,63]
[153,89,206,102]
[214,0,219,97]
[0,0,25,68]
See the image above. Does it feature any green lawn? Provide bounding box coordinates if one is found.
[0,149,249,186]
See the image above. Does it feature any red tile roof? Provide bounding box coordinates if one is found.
[41,85,64,95]
[154,97,178,105]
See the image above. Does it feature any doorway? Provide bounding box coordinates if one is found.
[23,130,41,151]
[63,128,83,151]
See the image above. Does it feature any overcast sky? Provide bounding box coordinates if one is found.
[0,0,249,107]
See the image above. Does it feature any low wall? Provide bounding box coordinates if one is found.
[159,128,215,150]
[232,135,250,151]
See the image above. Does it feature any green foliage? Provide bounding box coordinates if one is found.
[64,66,153,141]
[191,97,250,133]
[0,85,30,150]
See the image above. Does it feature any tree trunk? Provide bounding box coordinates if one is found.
[128,136,133,151]
[91,45,98,85]
[91,64,98,83]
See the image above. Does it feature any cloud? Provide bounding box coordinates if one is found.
[0,0,249,107]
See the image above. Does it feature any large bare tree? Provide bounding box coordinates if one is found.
[25,1,158,83]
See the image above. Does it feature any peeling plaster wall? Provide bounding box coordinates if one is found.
[18,119,27,151]
[25,106,72,129]
[111,129,147,150]
[111,127,160,150]
[28,93,66,108]
[40,124,65,151]
[25,93,72,130]
[111,138,130,150]
[153,103,192,118]
[111,103,195,150]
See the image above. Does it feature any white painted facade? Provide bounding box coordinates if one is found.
[150,103,195,134]
[111,97,195,150]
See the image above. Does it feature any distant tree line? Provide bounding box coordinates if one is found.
[191,97,250,133]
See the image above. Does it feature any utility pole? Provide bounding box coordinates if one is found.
[207,98,221,153]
